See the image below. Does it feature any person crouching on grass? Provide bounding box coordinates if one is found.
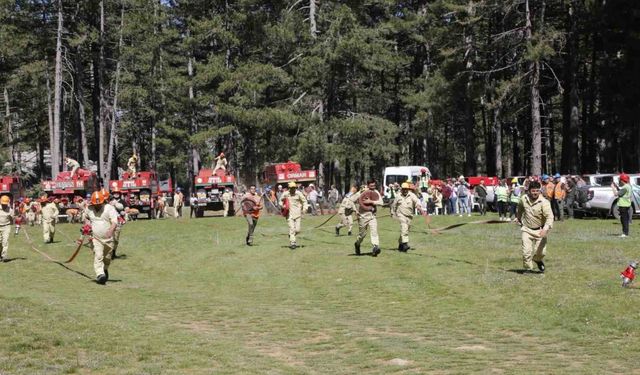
[515,180,553,273]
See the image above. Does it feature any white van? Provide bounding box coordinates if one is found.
[383,166,430,197]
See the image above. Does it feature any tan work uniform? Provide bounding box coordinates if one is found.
[86,204,119,277]
[336,195,356,233]
[517,194,554,271]
[67,158,80,178]
[353,190,384,247]
[0,205,14,260]
[393,191,421,244]
[222,191,232,217]
[280,190,308,245]
[127,157,137,176]
[41,202,59,243]
[173,192,183,218]
[213,156,227,174]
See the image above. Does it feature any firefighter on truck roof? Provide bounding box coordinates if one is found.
[127,153,138,176]
[213,152,227,174]
[64,156,81,179]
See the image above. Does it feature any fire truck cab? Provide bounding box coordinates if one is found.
[193,169,236,217]
[41,170,98,219]
[109,171,160,219]
[262,161,317,187]
[0,176,25,203]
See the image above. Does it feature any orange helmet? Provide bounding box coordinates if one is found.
[100,188,110,200]
[40,196,49,203]
[90,191,106,205]
[24,198,31,204]
[0,196,10,205]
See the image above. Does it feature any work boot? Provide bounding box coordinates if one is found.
[398,243,404,251]
[96,274,107,285]
[289,243,297,250]
[354,241,361,255]
[104,269,109,281]
[348,231,352,236]
[335,226,340,236]
[535,260,545,273]
[371,246,381,257]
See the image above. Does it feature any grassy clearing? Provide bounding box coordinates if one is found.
[1,210,639,374]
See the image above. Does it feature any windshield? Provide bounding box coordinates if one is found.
[593,176,613,186]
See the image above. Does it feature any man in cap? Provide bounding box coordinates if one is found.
[0,196,14,262]
[65,156,81,179]
[221,188,233,217]
[474,179,488,216]
[84,191,119,285]
[242,185,263,246]
[392,182,424,252]
[552,174,566,221]
[279,181,308,249]
[612,173,633,237]
[307,184,318,216]
[212,152,227,174]
[516,180,554,273]
[352,179,384,256]
[108,191,126,258]
[127,153,138,176]
[335,185,357,236]
[41,196,59,243]
[173,188,184,219]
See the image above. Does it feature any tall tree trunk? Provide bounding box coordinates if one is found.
[494,107,502,177]
[46,60,54,176]
[3,88,14,166]
[526,0,542,175]
[75,49,90,167]
[52,0,64,178]
[106,3,125,182]
[561,0,579,174]
[309,0,317,38]
[98,0,107,182]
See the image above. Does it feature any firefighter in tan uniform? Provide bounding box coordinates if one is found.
[173,188,184,218]
[85,191,119,285]
[212,152,227,174]
[335,185,357,236]
[222,188,232,217]
[0,196,14,262]
[279,181,308,249]
[41,197,59,243]
[392,182,424,252]
[353,179,384,257]
[516,180,554,273]
[127,153,138,176]
[65,156,81,179]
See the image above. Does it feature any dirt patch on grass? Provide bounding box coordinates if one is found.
[385,358,414,366]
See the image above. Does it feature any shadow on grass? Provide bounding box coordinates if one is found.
[113,254,128,260]
[2,257,27,263]
[505,269,544,275]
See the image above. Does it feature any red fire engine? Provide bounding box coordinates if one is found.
[262,161,317,187]
[109,171,161,219]
[41,170,99,218]
[0,176,25,202]
[193,169,236,217]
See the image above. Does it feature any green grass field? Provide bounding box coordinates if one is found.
[1,210,639,374]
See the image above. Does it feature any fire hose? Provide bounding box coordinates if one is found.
[21,227,92,279]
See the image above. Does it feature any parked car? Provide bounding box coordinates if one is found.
[577,174,640,219]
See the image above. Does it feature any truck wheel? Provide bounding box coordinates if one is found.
[611,202,620,220]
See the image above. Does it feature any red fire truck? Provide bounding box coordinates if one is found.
[109,171,161,219]
[0,176,25,202]
[41,170,99,219]
[193,168,236,217]
[262,161,317,187]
